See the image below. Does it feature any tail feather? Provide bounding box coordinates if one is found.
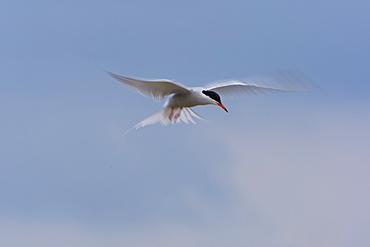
[178,107,203,124]
[126,106,204,133]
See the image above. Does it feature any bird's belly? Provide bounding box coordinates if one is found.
[168,93,208,108]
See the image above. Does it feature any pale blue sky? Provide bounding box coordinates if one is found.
[1,1,370,246]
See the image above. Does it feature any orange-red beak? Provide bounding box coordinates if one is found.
[217,102,228,113]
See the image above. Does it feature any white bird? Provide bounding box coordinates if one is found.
[108,72,306,131]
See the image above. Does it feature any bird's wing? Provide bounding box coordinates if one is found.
[108,72,190,101]
[206,73,308,98]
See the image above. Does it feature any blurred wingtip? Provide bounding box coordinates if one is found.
[266,70,317,92]
[104,70,119,79]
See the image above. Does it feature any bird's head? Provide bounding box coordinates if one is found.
[202,90,228,112]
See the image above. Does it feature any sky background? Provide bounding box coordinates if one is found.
[1,1,370,246]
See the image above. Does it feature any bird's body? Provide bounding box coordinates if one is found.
[167,87,216,108]
[108,72,305,132]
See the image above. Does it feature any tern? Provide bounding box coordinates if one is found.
[108,72,306,131]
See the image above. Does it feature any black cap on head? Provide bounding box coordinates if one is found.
[202,90,222,104]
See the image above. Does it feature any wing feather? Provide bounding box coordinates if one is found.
[206,72,308,98]
[108,72,190,101]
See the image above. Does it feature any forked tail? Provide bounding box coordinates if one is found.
[125,106,204,133]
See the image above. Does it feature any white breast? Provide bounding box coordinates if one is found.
[167,87,215,108]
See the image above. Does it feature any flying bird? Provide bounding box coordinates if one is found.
[108,72,306,131]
